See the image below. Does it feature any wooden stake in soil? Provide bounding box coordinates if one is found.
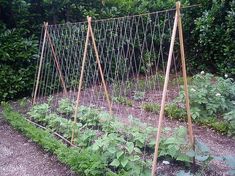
[151,9,179,176]
[46,30,68,96]
[33,22,48,105]
[71,17,91,144]
[71,16,113,144]
[88,18,113,114]
[176,1,194,146]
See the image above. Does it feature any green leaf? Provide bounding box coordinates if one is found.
[130,155,140,161]
[108,147,116,154]
[92,144,99,151]
[116,151,124,159]
[164,137,176,144]
[110,159,120,167]
[126,142,134,154]
[177,154,191,162]
[134,147,142,154]
[120,157,129,167]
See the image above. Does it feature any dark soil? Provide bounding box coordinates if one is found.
[0,113,76,176]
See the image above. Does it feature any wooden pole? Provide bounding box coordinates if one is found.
[88,17,113,114]
[46,30,68,96]
[151,10,179,176]
[71,17,91,144]
[33,22,48,105]
[176,1,194,148]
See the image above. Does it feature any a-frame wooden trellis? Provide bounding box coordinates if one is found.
[151,2,194,175]
[33,22,68,105]
[70,17,113,143]
[32,17,113,143]
[32,1,194,175]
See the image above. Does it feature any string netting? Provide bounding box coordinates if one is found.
[31,7,191,175]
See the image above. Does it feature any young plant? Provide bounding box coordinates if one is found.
[223,110,235,137]
[133,91,145,101]
[142,102,160,113]
[112,96,133,107]
[27,103,49,124]
[57,98,74,114]
[164,103,186,120]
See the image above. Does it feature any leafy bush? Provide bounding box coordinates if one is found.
[177,72,235,136]
[0,26,38,101]
[188,0,235,75]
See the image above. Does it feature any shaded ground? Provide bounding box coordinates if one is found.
[0,113,76,176]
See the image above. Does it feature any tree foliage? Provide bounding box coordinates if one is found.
[0,0,234,101]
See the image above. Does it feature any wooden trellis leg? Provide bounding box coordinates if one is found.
[71,17,91,144]
[33,22,48,105]
[151,9,179,176]
[88,17,113,114]
[46,30,68,96]
[176,1,194,146]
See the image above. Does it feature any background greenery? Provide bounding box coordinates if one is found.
[0,0,235,101]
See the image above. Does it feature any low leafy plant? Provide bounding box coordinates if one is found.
[177,72,235,136]
[159,127,191,163]
[164,104,186,120]
[18,97,28,108]
[142,102,160,113]
[24,99,213,175]
[57,98,74,114]
[28,103,49,124]
[91,133,151,175]
[2,104,108,176]
[133,91,145,101]
[77,106,100,127]
[223,110,235,136]
[76,128,98,147]
[112,96,133,107]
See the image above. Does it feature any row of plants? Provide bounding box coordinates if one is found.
[139,73,235,137]
[25,97,215,175]
[2,103,110,176]
[141,102,228,135]
[3,99,235,175]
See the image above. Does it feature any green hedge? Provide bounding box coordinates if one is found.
[1,0,235,101]
[0,25,38,101]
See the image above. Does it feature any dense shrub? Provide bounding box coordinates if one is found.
[177,72,235,136]
[0,0,235,100]
[187,0,235,76]
[0,25,38,101]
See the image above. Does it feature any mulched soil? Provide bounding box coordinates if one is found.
[0,112,76,176]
